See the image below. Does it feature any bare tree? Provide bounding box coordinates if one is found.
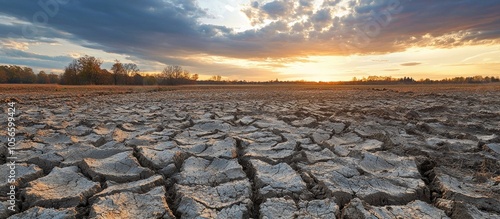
[123,63,140,77]
[191,73,199,81]
[161,65,197,85]
[162,65,183,79]
[210,75,222,81]
[111,60,127,85]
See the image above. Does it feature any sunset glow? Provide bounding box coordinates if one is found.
[0,0,499,81]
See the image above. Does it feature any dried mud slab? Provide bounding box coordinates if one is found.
[175,180,252,218]
[250,159,308,199]
[260,198,339,219]
[136,143,183,176]
[431,167,500,213]
[242,137,297,162]
[22,166,100,209]
[89,186,175,219]
[341,198,449,219]
[196,137,238,159]
[90,175,164,203]
[299,152,428,206]
[0,163,43,194]
[57,143,130,167]
[435,198,500,219]
[80,151,154,183]
[0,201,15,218]
[175,157,246,186]
[7,207,78,219]
[3,85,500,218]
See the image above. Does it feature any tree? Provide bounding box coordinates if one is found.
[161,65,195,85]
[0,66,8,83]
[133,73,144,85]
[143,74,158,85]
[61,55,103,85]
[162,65,183,79]
[210,75,222,81]
[124,63,140,84]
[37,71,50,84]
[78,55,103,85]
[20,67,36,83]
[123,63,140,76]
[111,60,127,85]
[96,69,114,85]
[48,73,60,84]
[6,65,21,83]
[191,74,199,81]
[61,60,79,85]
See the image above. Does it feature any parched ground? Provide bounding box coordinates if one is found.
[1,84,499,219]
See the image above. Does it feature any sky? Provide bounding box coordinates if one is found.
[0,0,499,81]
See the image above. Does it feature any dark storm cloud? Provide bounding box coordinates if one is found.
[0,0,499,65]
[0,48,73,69]
[0,0,212,63]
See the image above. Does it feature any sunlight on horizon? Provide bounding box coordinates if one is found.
[0,1,499,82]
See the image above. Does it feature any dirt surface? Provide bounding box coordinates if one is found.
[1,84,499,218]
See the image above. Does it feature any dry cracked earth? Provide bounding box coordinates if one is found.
[1,85,499,219]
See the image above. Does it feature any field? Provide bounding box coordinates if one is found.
[1,84,499,218]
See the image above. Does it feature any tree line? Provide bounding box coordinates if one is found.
[1,55,224,85]
[59,55,200,85]
[348,75,500,85]
[0,65,59,84]
[1,55,500,85]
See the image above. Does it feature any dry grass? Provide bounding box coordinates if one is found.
[1,83,500,94]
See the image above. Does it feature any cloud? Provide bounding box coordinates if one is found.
[0,48,74,70]
[0,0,498,76]
[1,39,29,50]
[261,1,291,18]
[401,62,422,66]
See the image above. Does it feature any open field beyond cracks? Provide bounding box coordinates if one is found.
[1,84,499,219]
